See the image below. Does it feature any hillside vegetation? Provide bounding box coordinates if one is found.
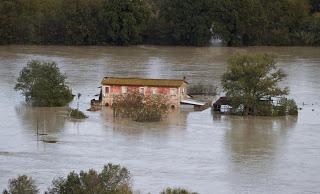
[0,0,319,46]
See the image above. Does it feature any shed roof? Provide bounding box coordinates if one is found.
[101,77,187,87]
[213,97,229,106]
[181,99,206,106]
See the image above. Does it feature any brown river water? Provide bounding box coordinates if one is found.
[0,45,320,194]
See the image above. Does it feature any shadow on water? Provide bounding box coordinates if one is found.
[15,105,68,136]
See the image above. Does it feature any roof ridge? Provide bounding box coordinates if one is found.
[101,76,188,87]
[104,77,185,81]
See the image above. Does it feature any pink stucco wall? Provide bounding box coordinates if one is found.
[102,84,187,108]
[109,86,171,95]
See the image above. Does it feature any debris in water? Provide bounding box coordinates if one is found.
[41,139,58,143]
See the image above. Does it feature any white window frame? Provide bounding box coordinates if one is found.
[121,86,127,94]
[152,88,157,95]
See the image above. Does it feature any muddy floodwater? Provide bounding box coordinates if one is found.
[0,46,320,194]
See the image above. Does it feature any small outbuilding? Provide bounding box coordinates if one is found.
[212,97,231,112]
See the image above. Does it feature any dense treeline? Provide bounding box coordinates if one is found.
[0,0,150,45]
[0,0,319,46]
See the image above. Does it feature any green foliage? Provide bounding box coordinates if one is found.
[212,0,268,46]
[2,175,38,194]
[46,163,132,194]
[0,0,150,45]
[145,0,214,46]
[100,0,151,45]
[0,0,320,46]
[69,108,87,119]
[212,0,318,46]
[187,82,217,96]
[112,91,169,122]
[15,60,73,107]
[2,168,200,194]
[160,188,198,194]
[221,53,289,116]
[274,98,298,116]
[310,0,320,12]
[256,101,273,116]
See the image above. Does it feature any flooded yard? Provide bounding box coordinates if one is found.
[0,45,320,193]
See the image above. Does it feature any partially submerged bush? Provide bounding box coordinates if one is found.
[187,82,217,96]
[161,188,198,194]
[256,101,273,116]
[217,97,299,117]
[112,91,169,122]
[274,98,298,116]
[46,163,132,194]
[69,108,88,119]
[3,175,38,194]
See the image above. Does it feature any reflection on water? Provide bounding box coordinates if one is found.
[102,108,189,136]
[223,116,297,161]
[15,105,68,134]
[1,46,320,193]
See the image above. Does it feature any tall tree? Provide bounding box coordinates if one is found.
[221,53,289,116]
[212,0,267,46]
[3,175,38,194]
[147,0,214,46]
[0,0,17,44]
[15,60,73,107]
[100,0,150,45]
[310,0,320,12]
[58,0,102,45]
[46,163,132,194]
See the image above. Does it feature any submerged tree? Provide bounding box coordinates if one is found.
[2,175,38,194]
[221,53,289,116]
[15,60,73,107]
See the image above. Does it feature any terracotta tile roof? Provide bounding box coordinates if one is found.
[101,77,187,87]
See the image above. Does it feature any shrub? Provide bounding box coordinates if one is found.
[46,163,132,194]
[160,188,198,194]
[287,99,299,115]
[274,98,298,116]
[15,60,73,107]
[112,91,169,122]
[187,82,217,96]
[256,101,273,116]
[2,175,38,194]
[69,108,87,119]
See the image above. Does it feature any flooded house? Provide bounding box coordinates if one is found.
[100,77,189,109]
